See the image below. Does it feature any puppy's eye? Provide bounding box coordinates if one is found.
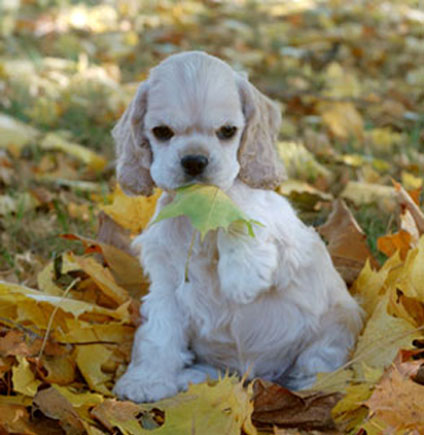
[152,126,174,141]
[217,125,237,140]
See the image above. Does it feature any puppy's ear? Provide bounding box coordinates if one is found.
[113,81,155,196]
[236,74,286,190]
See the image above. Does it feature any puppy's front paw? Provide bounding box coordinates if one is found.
[177,364,221,390]
[113,370,178,403]
[176,368,208,390]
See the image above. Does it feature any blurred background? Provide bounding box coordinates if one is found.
[0,0,423,284]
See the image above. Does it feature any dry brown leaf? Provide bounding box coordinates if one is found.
[91,399,144,433]
[35,355,76,386]
[96,211,134,255]
[0,403,38,434]
[0,330,40,358]
[0,330,65,358]
[33,386,86,435]
[252,379,342,432]
[62,233,148,299]
[318,199,377,284]
[364,359,424,433]
[71,254,130,306]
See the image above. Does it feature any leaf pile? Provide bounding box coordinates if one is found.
[1,0,424,433]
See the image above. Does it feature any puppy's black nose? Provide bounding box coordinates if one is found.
[181,155,209,176]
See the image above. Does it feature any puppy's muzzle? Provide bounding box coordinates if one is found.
[181,155,209,177]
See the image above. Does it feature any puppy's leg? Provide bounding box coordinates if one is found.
[114,287,192,402]
[217,227,278,304]
[283,305,363,390]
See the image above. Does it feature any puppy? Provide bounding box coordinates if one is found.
[113,51,363,403]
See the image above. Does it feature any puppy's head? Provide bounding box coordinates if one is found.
[114,51,285,196]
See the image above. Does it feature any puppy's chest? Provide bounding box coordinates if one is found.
[174,232,234,333]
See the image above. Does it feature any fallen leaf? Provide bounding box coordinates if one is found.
[101,184,162,234]
[12,356,41,397]
[40,132,107,171]
[0,403,38,434]
[138,376,256,435]
[91,399,145,434]
[331,384,371,432]
[351,292,419,380]
[377,229,412,260]
[36,355,76,385]
[341,181,397,213]
[0,330,41,357]
[0,281,129,322]
[318,199,376,284]
[71,254,130,306]
[33,386,86,434]
[364,360,424,433]
[251,379,342,432]
[277,141,331,182]
[395,180,424,234]
[319,102,364,142]
[400,209,420,246]
[58,319,134,344]
[323,62,361,99]
[75,344,113,396]
[367,127,403,154]
[351,252,402,317]
[278,179,333,211]
[401,171,423,191]
[61,233,147,298]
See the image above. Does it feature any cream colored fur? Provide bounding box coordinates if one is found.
[113,52,363,403]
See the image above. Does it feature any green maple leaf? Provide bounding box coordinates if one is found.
[152,184,261,240]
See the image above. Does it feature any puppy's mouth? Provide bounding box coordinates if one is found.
[180,175,212,188]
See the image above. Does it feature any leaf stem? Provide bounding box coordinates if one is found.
[37,277,80,362]
[185,230,197,282]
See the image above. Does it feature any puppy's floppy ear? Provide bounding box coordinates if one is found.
[236,74,286,190]
[113,81,155,196]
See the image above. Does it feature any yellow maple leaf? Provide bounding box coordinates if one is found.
[138,376,256,434]
[101,184,162,234]
[351,252,403,317]
[352,293,419,380]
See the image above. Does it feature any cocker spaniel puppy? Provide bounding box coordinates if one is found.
[113,51,363,403]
